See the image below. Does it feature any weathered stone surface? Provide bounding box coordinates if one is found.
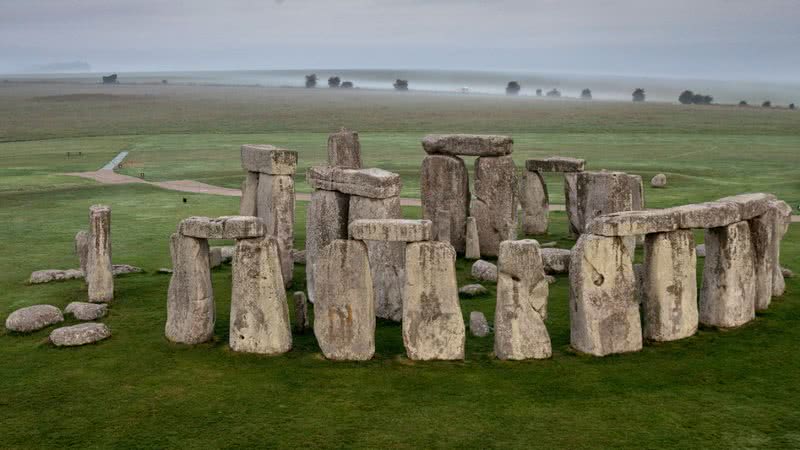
[587,209,679,237]
[313,240,375,361]
[435,208,451,243]
[769,200,792,297]
[327,128,362,168]
[50,323,111,346]
[696,244,706,257]
[782,267,794,278]
[700,221,756,328]
[5,305,63,333]
[749,210,776,311]
[230,236,292,355]
[421,155,470,253]
[470,312,491,337]
[564,172,580,237]
[641,230,698,341]
[307,166,401,199]
[111,264,143,275]
[87,205,113,303]
[540,241,557,248]
[472,155,518,257]
[29,269,84,284]
[459,284,488,297]
[179,216,266,240]
[239,171,259,216]
[525,156,585,173]
[306,190,350,303]
[349,195,405,322]
[291,249,306,264]
[349,219,432,242]
[165,233,215,344]
[567,171,641,235]
[465,216,480,259]
[717,193,776,220]
[545,275,556,284]
[209,247,223,268]
[540,248,571,274]
[471,260,498,282]
[520,170,549,235]
[495,240,551,360]
[211,246,235,264]
[158,268,173,274]
[293,291,309,333]
[75,230,89,275]
[257,173,295,287]
[671,201,741,229]
[403,241,465,360]
[240,144,298,175]
[651,173,667,188]
[569,234,642,356]
[422,134,513,157]
[65,302,108,321]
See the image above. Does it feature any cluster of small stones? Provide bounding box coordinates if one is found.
[421,134,517,258]
[522,157,585,235]
[5,303,112,347]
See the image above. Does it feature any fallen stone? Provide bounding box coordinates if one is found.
[459,284,488,297]
[671,201,741,229]
[540,241,558,248]
[422,134,513,157]
[327,128,362,168]
[421,155,470,252]
[651,173,667,187]
[239,171,259,216]
[465,216,481,259]
[471,260,498,282]
[470,312,491,337]
[305,190,350,303]
[87,205,113,303]
[717,193,776,220]
[65,302,108,321]
[520,169,549,235]
[257,173,295,287]
[111,264,143,275]
[157,268,173,274]
[165,233,215,344]
[179,216,266,240]
[782,267,794,278]
[587,209,679,237]
[5,305,63,333]
[540,248,571,274]
[349,219,432,242]
[472,155,518,257]
[293,291,309,333]
[291,249,306,264]
[525,156,585,173]
[696,244,706,257]
[240,145,298,175]
[307,166,401,199]
[75,230,89,275]
[29,269,84,284]
[50,323,111,347]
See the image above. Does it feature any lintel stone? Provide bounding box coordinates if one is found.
[525,156,585,173]
[179,216,265,239]
[240,145,298,175]
[422,134,513,156]
[349,219,432,242]
[307,166,401,199]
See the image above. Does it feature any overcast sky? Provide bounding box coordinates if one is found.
[2,0,799,81]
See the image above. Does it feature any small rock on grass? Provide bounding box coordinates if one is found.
[5,305,63,333]
[469,312,491,337]
[459,284,488,297]
[50,323,111,347]
[781,266,794,278]
[65,302,108,321]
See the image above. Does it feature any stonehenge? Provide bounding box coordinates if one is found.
[522,156,585,235]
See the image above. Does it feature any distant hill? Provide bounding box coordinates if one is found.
[26,61,91,73]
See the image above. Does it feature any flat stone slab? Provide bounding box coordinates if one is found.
[717,193,776,220]
[50,323,111,346]
[525,156,585,173]
[112,264,143,275]
[349,219,432,242]
[65,302,108,321]
[179,216,265,239]
[670,201,742,229]
[5,305,64,333]
[587,209,680,237]
[422,134,513,156]
[29,269,84,284]
[307,166,401,199]
[240,145,298,175]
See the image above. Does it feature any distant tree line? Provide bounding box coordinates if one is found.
[679,90,713,105]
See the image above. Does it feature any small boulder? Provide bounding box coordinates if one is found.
[545,275,556,284]
[651,174,667,188]
[781,266,794,278]
[5,305,64,333]
[696,244,706,257]
[50,323,111,346]
[29,269,83,284]
[459,284,488,297]
[291,249,306,265]
[112,264,143,275]
[471,260,498,282]
[469,312,491,337]
[65,302,108,321]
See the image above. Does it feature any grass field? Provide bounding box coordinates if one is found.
[0,82,798,448]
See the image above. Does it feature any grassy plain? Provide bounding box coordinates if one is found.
[0,82,798,448]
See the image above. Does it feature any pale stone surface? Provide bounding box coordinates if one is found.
[293,291,309,333]
[771,200,793,297]
[470,312,491,337]
[700,221,756,328]
[465,216,480,260]
[291,249,306,264]
[717,193,776,220]
[641,230,698,341]
[111,264,143,275]
[239,171,259,216]
[420,155,470,252]
[564,172,580,237]
[471,260,498,282]
[587,209,679,237]
[568,171,641,235]
[165,233,215,344]
[209,246,223,268]
[495,240,551,360]
[545,275,556,284]
[422,134,513,156]
[651,173,667,187]
[65,302,108,321]
[435,208,452,243]
[403,241,465,360]
[569,234,642,356]
[525,156,585,173]
[671,202,741,229]
[75,230,89,275]
[230,236,292,355]
[696,244,706,257]
[212,246,235,263]
[349,219,432,242]
[540,241,558,248]
[459,284,488,297]
[87,205,113,303]
[327,128,362,168]
[179,216,266,240]
[29,269,84,284]
[5,305,63,333]
[257,173,295,287]
[782,267,794,278]
[472,155,518,257]
[50,323,111,346]
[520,170,549,235]
[240,145,298,175]
[540,248,571,274]
[306,190,350,303]
[307,166,401,199]
[313,240,375,361]
[749,210,776,311]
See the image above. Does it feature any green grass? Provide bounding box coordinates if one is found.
[0,83,799,448]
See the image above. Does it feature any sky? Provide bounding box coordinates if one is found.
[2,0,799,81]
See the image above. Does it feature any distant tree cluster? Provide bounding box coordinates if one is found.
[328,76,341,88]
[102,74,118,84]
[536,89,543,96]
[679,90,713,105]
[546,88,561,98]
[341,81,354,89]
[790,103,796,110]
[739,100,748,106]
[305,74,317,88]
[394,79,409,91]
[632,88,646,102]
[762,100,772,108]
[581,88,592,100]
[506,81,521,95]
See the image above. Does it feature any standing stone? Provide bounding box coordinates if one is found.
[165,233,215,344]
[327,128,362,168]
[472,155,518,257]
[642,230,698,341]
[293,291,309,333]
[313,240,375,361]
[403,241,465,360]
[420,155,470,253]
[749,211,776,310]
[349,195,405,322]
[435,209,452,243]
[305,190,350,303]
[494,240,551,360]
[465,216,480,260]
[569,234,642,356]
[257,173,295,287]
[771,200,793,297]
[567,171,641,236]
[700,221,756,328]
[230,236,292,355]
[87,205,113,303]
[239,172,259,216]
[564,172,580,237]
[470,312,491,337]
[75,231,89,275]
[520,170,549,235]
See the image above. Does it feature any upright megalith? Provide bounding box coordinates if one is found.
[327,128,362,168]
[771,200,793,296]
[165,233,215,344]
[494,240,551,360]
[569,233,641,356]
[239,171,259,216]
[700,221,756,328]
[567,171,643,237]
[293,291,309,333]
[403,241,465,360]
[230,236,292,355]
[435,208,452,244]
[313,240,375,361]
[465,216,480,259]
[519,170,549,235]
[641,230,698,341]
[749,210,776,311]
[472,155,518,256]
[86,205,113,303]
[75,230,89,275]
[305,190,350,303]
[420,154,470,252]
